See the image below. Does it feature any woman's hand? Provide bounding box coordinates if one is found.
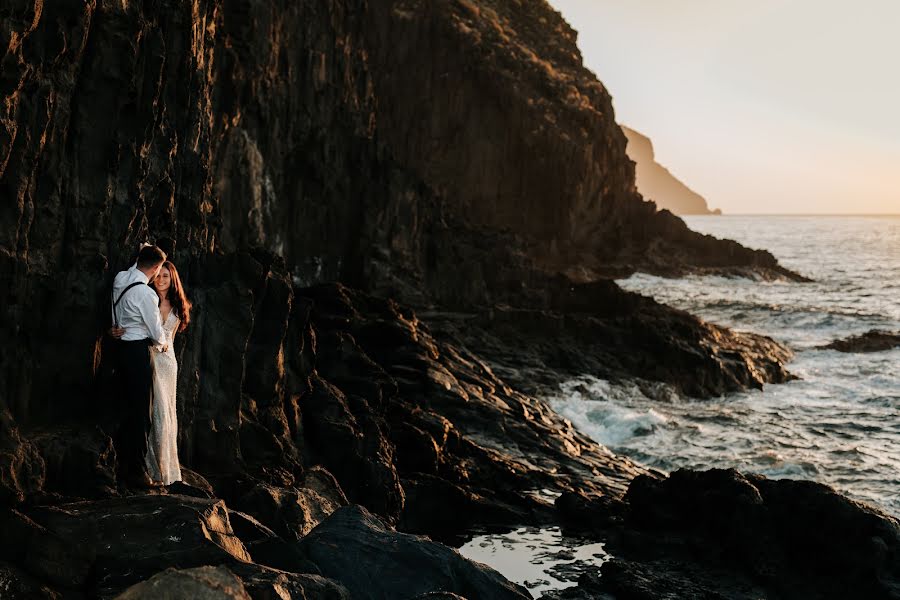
[108,326,125,339]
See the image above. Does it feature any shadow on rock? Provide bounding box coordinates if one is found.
[296,505,531,600]
[555,468,900,600]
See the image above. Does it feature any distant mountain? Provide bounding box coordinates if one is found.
[622,126,720,215]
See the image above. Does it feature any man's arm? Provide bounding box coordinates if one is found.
[136,288,167,347]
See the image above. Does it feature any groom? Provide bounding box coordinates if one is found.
[111,244,168,488]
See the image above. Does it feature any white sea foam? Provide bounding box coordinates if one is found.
[557,216,900,517]
[550,377,671,447]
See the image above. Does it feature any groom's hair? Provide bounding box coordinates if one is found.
[136,245,167,269]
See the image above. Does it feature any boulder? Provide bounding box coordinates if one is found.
[0,560,64,600]
[539,566,764,600]
[175,468,217,498]
[296,505,530,600]
[114,566,250,600]
[555,490,627,535]
[822,330,900,353]
[24,495,251,596]
[301,374,404,522]
[227,562,350,600]
[0,409,45,504]
[0,507,92,591]
[231,468,347,541]
[600,469,900,599]
[30,425,117,499]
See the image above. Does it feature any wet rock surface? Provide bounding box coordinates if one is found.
[24,494,251,595]
[113,566,252,600]
[822,329,900,353]
[301,284,651,531]
[296,505,531,600]
[555,468,900,600]
[425,277,795,398]
[0,560,65,600]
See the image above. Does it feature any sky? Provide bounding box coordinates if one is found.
[547,0,900,214]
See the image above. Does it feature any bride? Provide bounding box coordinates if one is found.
[112,259,192,486]
[145,260,191,485]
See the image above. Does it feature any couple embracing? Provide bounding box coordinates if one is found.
[109,244,191,489]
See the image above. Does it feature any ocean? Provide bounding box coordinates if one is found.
[550,215,900,516]
[460,215,900,595]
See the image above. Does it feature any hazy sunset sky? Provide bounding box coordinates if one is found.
[548,0,900,214]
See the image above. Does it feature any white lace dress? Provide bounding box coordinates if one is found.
[146,312,182,485]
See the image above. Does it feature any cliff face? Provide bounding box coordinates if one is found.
[0,0,797,425]
[622,125,719,215]
[365,0,635,246]
[0,0,397,420]
[0,0,797,496]
[362,0,782,276]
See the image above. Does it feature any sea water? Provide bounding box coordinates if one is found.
[461,216,899,595]
[550,215,900,516]
[459,526,609,596]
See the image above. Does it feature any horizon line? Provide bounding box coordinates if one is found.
[692,213,900,217]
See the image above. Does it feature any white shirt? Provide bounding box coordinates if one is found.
[112,264,167,346]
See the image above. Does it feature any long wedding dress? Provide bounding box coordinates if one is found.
[145,311,182,485]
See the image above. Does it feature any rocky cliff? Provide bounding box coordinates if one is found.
[1,1,883,599]
[622,125,719,215]
[0,0,801,424]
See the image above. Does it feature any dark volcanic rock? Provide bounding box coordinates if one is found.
[0,409,44,505]
[227,562,350,600]
[556,490,627,534]
[541,565,764,600]
[114,566,251,600]
[30,425,117,500]
[300,284,652,536]
[559,468,900,600]
[230,467,348,541]
[296,505,530,600]
[116,564,350,600]
[168,468,217,499]
[0,405,46,505]
[22,495,250,596]
[429,277,795,398]
[0,560,64,600]
[300,373,405,523]
[227,563,350,600]
[822,330,900,353]
[115,564,350,600]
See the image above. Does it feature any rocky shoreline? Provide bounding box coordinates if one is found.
[3,274,899,598]
[1,0,895,598]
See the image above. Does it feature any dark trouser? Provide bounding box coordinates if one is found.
[114,338,154,483]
